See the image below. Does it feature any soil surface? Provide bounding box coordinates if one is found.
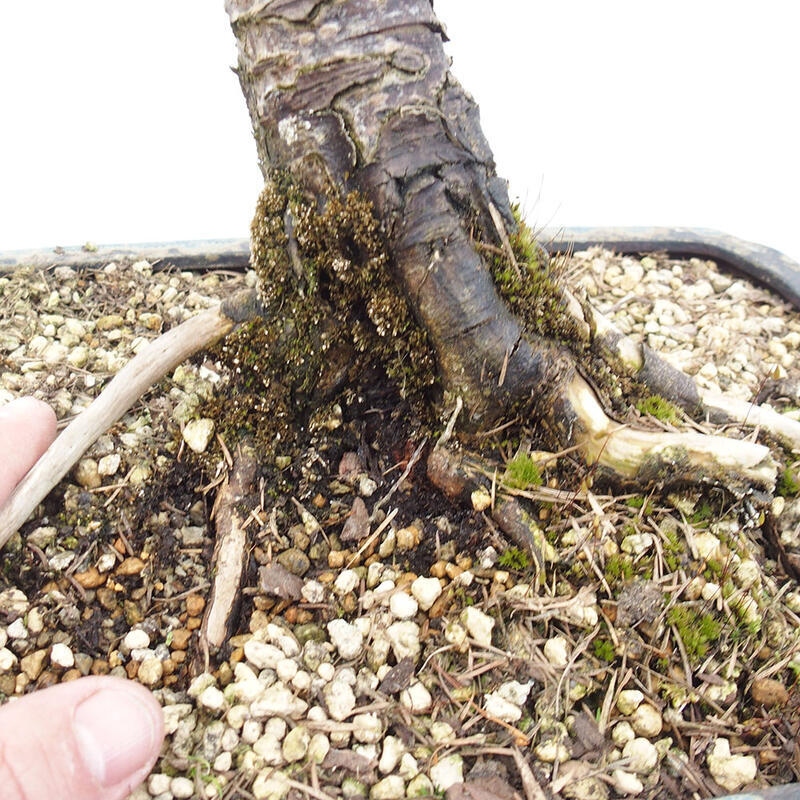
[1,248,799,800]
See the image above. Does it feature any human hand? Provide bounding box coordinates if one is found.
[0,397,164,800]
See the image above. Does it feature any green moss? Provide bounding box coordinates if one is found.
[667,605,721,663]
[662,529,684,572]
[504,453,544,490]
[777,468,800,497]
[605,553,634,581]
[636,394,681,425]
[488,206,585,344]
[497,546,531,571]
[625,495,654,516]
[688,500,714,526]
[592,638,616,662]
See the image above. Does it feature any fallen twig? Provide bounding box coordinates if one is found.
[0,302,242,547]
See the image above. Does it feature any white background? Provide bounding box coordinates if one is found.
[1,2,798,261]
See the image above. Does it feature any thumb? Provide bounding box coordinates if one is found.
[0,676,164,800]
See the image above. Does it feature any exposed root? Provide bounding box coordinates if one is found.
[564,374,777,492]
[199,437,258,661]
[562,284,800,455]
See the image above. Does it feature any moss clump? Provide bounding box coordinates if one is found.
[688,500,714,526]
[636,394,681,425]
[497,546,531,571]
[202,174,439,463]
[504,452,544,490]
[667,605,721,662]
[605,553,634,582]
[777,467,800,497]
[592,638,616,662]
[487,207,584,344]
[662,529,684,572]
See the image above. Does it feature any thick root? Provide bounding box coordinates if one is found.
[565,375,777,492]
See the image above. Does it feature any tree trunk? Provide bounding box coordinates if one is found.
[224,0,776,490]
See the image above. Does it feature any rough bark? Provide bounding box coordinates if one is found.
[226,0,567,418]
[224,0,777,490]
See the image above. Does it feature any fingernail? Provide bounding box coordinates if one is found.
[74,685,161,787]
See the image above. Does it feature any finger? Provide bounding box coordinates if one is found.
[0,398,57,507]
[0,676,164,800]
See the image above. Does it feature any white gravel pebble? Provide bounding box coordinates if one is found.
[7,618,28,639]
[460,606,494,647]
[378,735,406,774]
[352,712,383,743]
[323,679,356,721]
[0,648,18,672]
[631,703,662,737]
[399,680,432,713]
[171,776,195,798]
[706,738,757,792]
[250,684,308,719]
[244,639,284,670]
[430,753,464,791]
[327,618,363,659]
[616,689,644,715]
[622,737,659,773]
[251,770,290,800]
[543,635,570,667]
[123,628,151,652]
[370,775,405,799]
[483,691,523,722]
[333,568,359,595]
[182,418,215,453]
[147,774,171,795]
[406,774,434,796]
[198,685,226,712]
[282,724,310,762]
[276,657,298,682]
[50,642,74,668]
[410,576,442,610]
[611,769,644,796]
[386,620,421,661]
[388,591,418,620]
[307,732,330,764]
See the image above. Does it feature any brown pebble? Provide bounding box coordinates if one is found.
[73,566,106,589]
[161,659,177,676]
[96,587,118,611]
[751,677,789,708]
[229,647,244,666]
[444,563,464,580]
[185,594,206,617]
[0,674,16,695]
[455,555,473,571]
[171,650,187,664]
[327,549,348,569]
[396,524,422,551]
[170,628,192,651]
[312,493,326,509]
[186,617,201,631]
[429,561,448,579]
[340,593,358,614]
[61,669,82,682]
[125,661,139,679]
[427,590,452,619]
[90,659,111,675]
[20,649,49,681]
[116,557,146,576]
[36,671,59,689]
